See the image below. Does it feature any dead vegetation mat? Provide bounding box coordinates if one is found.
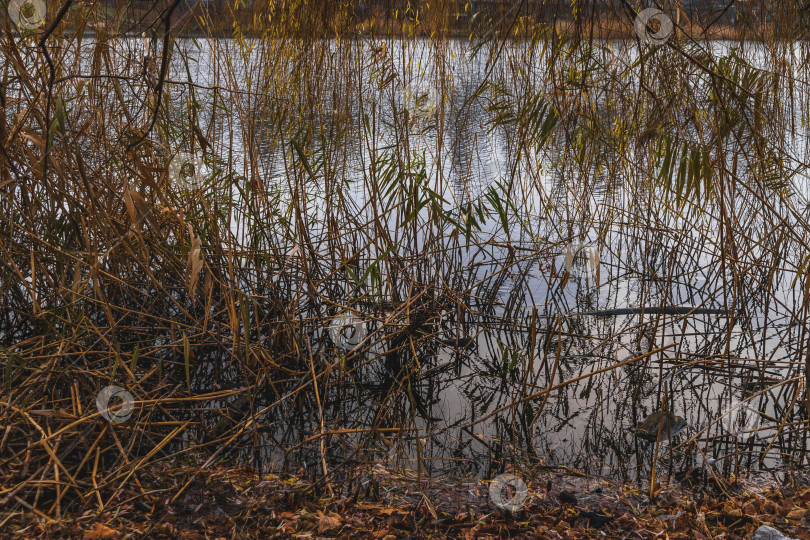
[4,461,810,539]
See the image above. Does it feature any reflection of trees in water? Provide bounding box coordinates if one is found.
[263,217,807,482]
[444,79,488,204]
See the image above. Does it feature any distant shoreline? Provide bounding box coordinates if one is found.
[73,23,805,43]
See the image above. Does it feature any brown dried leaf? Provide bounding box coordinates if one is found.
[317,511,342,533]
[20,128,45,150]
[130,190,150,217]
[785,507,806,521]
[123,188,136,223]
[186,226,204,299]
[83,523,121,540]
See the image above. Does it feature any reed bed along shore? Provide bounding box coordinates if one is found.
[3,0,810,528]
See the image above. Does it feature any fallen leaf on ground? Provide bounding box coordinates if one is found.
[317,511,342,533]
[83,523,120,540]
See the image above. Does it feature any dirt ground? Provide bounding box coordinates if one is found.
[6,460,810,539]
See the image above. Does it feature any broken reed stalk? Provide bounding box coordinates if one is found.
[650,392,666,501]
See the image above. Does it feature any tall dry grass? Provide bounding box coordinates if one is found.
[2,0,810,522]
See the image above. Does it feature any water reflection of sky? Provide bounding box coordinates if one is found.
[168,37,810,478]
[40,35,810,478]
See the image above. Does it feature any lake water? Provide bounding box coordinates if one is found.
[37,35,810,482]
